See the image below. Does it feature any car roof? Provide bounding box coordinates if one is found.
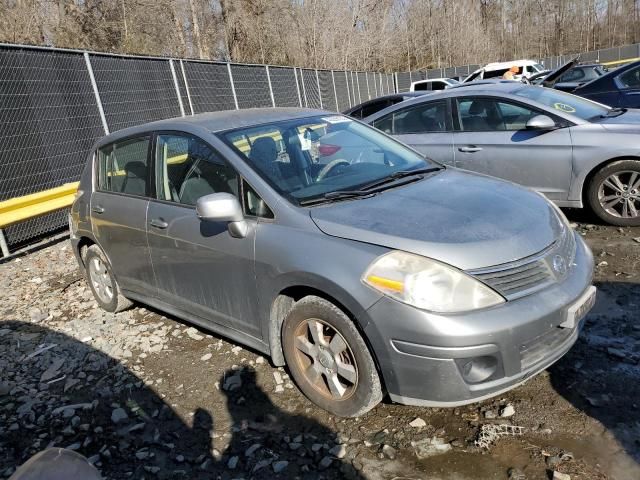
[96,108,329,145]
[482,59,539,70]
[341,92,427,114]
[575,59,640,93]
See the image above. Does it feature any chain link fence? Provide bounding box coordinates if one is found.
[0,43,402,249]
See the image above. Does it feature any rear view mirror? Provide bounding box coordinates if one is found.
[525,115,557,130]
[196,193,248,238]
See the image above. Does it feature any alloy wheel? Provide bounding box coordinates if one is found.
[89,256,114,304]
[292,318,358,400]
[598,171,640,219]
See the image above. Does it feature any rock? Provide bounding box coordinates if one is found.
[274,385,284,393]
[318,456,333,470]
[0,382,10,396]
[382,444,397,460]
[200,353,212,361]
[546,455,562,468]
[484,410,497,419]
[411,437,452,459]
[329,444,347,459]
[409,417,426,428]
[40,357,65,382]
[289,442,303,451]
[500,404,515,418]
[111,407,128,424]
[231,346,242,354]
[245,443,261,457]
[253,459,272,472]
[255,356,265,364]
[553,472,571,480]
[508,467,526,480]
[273,461,289,473]
[632,237,640,243]
[273,371,283,385]
[185,327,204,340]
[227,456,239,469]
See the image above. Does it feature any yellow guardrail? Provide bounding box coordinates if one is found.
[0,182,79,229]
[601,57,640,67]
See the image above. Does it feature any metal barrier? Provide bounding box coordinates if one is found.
[0,182,78,256]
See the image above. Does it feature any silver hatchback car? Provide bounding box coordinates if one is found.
[70,108,595,417]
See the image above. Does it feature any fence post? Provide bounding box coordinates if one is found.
[0,229,9,258]
[344,71,351,108]
[394,72,399,93]
[84,52,109,135]
[179,60,194,115]
[331,70,339,111]
[315,69,323,109]
[265,65,276,108]
[227,63,239,110]
[300,69,309,107]
[365,72,370,100]
[169,59,185,117]
[293,68,303,107]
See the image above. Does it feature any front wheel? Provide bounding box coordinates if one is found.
[84,245,133,313]
[587,160,640,226]
[282,296,382,417]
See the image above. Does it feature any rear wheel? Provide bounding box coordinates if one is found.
[282,296,382,417]
[84,245,133,313]
[587,160,640,226]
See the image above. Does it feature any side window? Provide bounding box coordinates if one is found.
[155,134,238,206]
[430,81,446,91]
[98,136,150,196]
[559,68,585,82]
[457,98,539,132]
[413,82,430,91]
[349,107,363,119]
[391,101,448,134]
[372,114,393,134]
[243,180,274,218]
[361,100,390,118]
[618,66,640,89]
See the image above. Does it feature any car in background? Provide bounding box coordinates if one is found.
[364,83,640,226]
[410,78,460,91]
[464,59,545,82]
[535,60,607,92]
[71,108,595,417]
[529,70,552,85]
[342,92,428,119]
[573,60,640,108]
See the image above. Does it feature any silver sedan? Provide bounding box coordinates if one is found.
[364,83,640,226]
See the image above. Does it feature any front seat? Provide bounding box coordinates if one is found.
[121,161,148,196]
[464,100,492,131]
[396,109,426,133]
[249,137,285,186]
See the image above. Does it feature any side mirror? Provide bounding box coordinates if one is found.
[525,114,557,130]
[196,193,248,238]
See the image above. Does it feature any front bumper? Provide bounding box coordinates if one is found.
[363,232,594,407]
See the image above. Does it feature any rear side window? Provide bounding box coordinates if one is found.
[413,82,430,91]
[98,136,150,196]
[155,133,238,206]
[430,81,446,91]
[618,66,640,89]
[457,98,539,131]
[373,100,449,134]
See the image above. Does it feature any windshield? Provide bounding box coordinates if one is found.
[533,63,544,72]
[221,115,432,205]
[512,86,610,120]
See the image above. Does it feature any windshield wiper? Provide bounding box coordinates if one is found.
[600,107,627,118]
[360,166,443,191]
[299,190,377,206]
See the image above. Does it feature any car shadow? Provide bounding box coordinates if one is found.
[548,281,640,468]
[0,321,364,479]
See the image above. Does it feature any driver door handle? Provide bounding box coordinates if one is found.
[92,205,104,214]
[149,219,168,229]
[458,146,483,153]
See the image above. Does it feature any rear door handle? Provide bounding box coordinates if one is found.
[458,146,483,153]
[92,205,104,214]
[149,219,168,229]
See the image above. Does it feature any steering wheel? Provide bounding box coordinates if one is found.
[316,159,351,181]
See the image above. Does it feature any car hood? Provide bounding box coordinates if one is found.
[309,169,564,271]
[599,108,640,129]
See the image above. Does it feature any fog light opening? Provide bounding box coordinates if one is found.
[460,355,498,384]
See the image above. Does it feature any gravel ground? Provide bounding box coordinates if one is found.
[1,214,639,480]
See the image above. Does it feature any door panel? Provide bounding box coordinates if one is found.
[452,97,573,200]
[147,202,260,337]
[394,132,455,166]
[91,135,155,297]
[147,132,261,337]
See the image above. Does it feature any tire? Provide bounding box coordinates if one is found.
[282,296,382,417]
[587,160,640,227]
[84,245,133,313]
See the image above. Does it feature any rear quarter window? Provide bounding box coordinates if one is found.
[98,136,150,197]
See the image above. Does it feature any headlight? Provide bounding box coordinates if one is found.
[363,251,504,313]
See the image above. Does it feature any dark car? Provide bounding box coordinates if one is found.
[535,62,606,92]
[342,92,428,119]
[573,60,640,108]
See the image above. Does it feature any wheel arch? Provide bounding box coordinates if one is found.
[267,278,384,389]
[581,155,640,206]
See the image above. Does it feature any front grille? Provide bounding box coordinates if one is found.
[469,227,576,300]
